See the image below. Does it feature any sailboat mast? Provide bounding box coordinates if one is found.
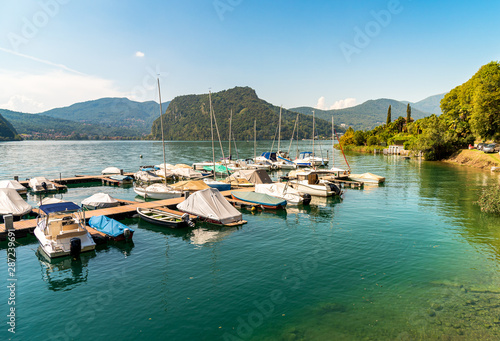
[254,119,257,161]
[228,109,232,160]
[209,90,216,180]
[312,110,315,157]
[157,78,167,185]
[278,106,282,154]
[296,114,299,159]
[332,117,335,168]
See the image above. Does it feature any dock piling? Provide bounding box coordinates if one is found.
[3,214,13,231]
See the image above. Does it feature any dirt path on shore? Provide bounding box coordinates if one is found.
[444,149,500,169]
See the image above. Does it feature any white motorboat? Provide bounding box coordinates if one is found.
[133,183,183,200]
[101,166,122,175]
[0,180,28,195]
[81,193,120,210]
[293,151,328,167]
[288,171,341,197]
[254,183,309,205]
[34,202,96,258]
[29,177,58,193]
[0,188,32,218]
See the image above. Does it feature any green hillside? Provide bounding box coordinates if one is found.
[291,99,431,130]
[41,97,167,135]
[1,110,143,139]
[407,93,446,115]
[150,87,345,141]
[0,112,21,141]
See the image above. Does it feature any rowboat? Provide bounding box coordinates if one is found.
[231,191,287,209]
[136,207,193,228]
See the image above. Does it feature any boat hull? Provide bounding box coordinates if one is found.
[137,208,189,228]
[289,181,332,197]
[133,186,183,200]
[231,191,287,210]
[34,225,96,258]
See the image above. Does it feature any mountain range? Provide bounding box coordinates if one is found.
[0,90,446,140]
[290,93,446,131]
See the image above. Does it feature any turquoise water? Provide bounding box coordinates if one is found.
[1,140,500,340]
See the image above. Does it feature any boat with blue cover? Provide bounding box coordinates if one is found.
[88,215,134,241]
[231,191,287,210]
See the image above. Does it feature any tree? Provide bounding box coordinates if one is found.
[470,62,500,140]
[386,105,392,125]
[406,103,411,123]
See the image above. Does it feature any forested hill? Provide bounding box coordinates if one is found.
[1,98,169,139]
[291,98,431,130]
[150,87,346,141]
[41,97,168,135]
[0,112,21,141]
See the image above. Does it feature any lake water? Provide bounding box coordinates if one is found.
[1,140,500,340]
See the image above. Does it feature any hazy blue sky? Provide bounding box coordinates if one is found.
[1,0,499,113]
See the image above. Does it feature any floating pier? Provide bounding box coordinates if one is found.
[0,188,253,240]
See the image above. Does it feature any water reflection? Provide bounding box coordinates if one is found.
[36,247,96,292]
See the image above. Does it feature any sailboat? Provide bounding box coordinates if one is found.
[293,111,328,167]
[134,78,183,200]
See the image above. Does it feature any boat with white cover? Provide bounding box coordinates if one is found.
[29,177,58,193]
[34,202,96,258]
[81,193,120,210]
[255,183,310,205]
[177,188,246,226]
[0,188,32,218]
[133,183,183,200]
[0,180,27,195]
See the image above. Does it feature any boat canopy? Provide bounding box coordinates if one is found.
[172,167,203,179]
[81,193,119,207]
[89,215,133,238]
[260,152,277,162]
[0,180,26,191]
[39,202,80,214]
[229,169,273,184]
[29,177,52,187]
[101,167,121,175]
[0,188,32,216]
[170,180,210,191]
[177,188,242,225]
[203,164,231,174]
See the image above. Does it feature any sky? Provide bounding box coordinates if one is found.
[0,0,499,113]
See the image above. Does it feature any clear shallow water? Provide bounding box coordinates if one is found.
[1,140,500,340]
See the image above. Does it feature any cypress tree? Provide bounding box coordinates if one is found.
[406,103,411,123]
[386,105,392,125]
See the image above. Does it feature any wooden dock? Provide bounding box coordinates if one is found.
[0,188,253,240]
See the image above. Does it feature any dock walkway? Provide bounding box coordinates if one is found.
[0,188,254,240]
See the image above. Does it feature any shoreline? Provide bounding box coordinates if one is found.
[340,146,500,170]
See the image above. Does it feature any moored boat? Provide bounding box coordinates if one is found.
[34,202,96,258]
[88,215,134,241]
[81,193,120,210]
[255,183,310,205]
[133,183,183,200]
[0,188,32,219]
[101,166,122,175]
[29,177,58,193]
[203,178,231,192]
[348,172,385,184]
[177,188,246,226]
[231,190,287,209]
[136,207,193,228]
[0,180,28,195]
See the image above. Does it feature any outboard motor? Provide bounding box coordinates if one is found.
[327,183,342,196]
[41,182,48,191]
[123,228,131,241]
[301,193,312,206]
[182,213,195,228]
[70,237,82,259]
